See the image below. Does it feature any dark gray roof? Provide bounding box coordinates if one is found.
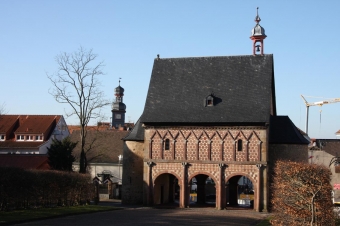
[141,54,275,124]
[70,130,129,163]
[269,116,309,144]
[123,118,145,141]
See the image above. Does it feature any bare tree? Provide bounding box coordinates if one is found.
[48,47,110,174]
[0,102,8,115]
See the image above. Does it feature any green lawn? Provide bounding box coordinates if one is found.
[0,205,120,225]
[256,216,272,226]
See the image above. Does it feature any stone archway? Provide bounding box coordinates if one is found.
[225,174,256,210]
[153,173,180,206]
[188,173,218,207]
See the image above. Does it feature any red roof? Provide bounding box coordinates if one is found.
[0,141,46,148]
[0,115,62,141]
[15,115,61,134]
[0,155,50,170]
[0,115,19,133]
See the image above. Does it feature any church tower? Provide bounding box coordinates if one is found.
[250,7,267,55]
[111,79,126,129]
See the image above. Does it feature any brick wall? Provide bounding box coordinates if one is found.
[147,127,267,162]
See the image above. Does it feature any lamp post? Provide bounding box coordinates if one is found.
[118,154,123,184]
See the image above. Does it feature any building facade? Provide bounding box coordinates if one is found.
[122,10,309,211]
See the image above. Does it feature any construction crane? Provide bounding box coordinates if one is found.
[301,95,340,135]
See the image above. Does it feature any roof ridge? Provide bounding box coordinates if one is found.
[154,54,273,60]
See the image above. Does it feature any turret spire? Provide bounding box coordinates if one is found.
[250,7,267,56]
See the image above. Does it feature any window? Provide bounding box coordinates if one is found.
[164,139,170,150]
[204,94,214,107]
[237,139,243,151]
[17,135,25,141]
[35,135,43,141]
[115,114,121,119]
[0,135,5,141]
[26,135,34,141]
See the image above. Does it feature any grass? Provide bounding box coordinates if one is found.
[256,216,272,226]
[0,205,120,225]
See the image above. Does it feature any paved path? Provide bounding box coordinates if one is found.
[15,204,270,226]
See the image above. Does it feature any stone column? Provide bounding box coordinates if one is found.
[208,140,212,160]
[196,140,199,160]
[160,140,164,159]
[184,140,187,160]
[149,140,152,159]
[147,162,154,206]
[232,140,236,161]
[257,141,262,161]
[172,140,176,160]
[220,141,224,161]
[256,164,262,212]
[245,141,249,161]
[180,162,188,208]
[217,163,226,210]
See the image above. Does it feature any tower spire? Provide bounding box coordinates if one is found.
[255,7,261,24]
[111,79,126,129]
[250,7,267,56]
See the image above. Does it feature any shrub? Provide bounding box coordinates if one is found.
[0,167,94,211]
[271,160,335,226]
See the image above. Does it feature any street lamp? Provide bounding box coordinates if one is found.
[118,154,123,184]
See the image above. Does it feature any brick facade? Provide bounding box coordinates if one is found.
[141,126,268,211]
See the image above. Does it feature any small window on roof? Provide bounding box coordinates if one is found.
[0,135,5,141]
[204,94,214,107]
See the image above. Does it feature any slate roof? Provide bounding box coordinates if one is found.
[140,54,276,125]
[310,139,340,157]
[123,118,145,141]
[70,130,129,163]
[269,116,309,144]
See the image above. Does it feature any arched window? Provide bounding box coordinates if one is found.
[237,139,243,151]
[164,139,170,150]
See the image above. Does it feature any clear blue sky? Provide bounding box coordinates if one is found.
[1,1,340,139]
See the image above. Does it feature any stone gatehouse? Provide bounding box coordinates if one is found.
[122,11,309,211]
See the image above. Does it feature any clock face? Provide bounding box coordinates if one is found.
[115,114,121,119]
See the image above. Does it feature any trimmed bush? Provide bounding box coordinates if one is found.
[271,160,335,226]
[0,167,94,211]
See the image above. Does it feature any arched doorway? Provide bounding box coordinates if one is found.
[153,173,179,206]
[226,175,255,209]
[188,174,217,207]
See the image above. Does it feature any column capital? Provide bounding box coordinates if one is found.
[218,163,227,168]
[182,162,188,167]
[256,164,262,169]
[147,161,154,167]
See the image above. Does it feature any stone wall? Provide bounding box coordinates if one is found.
[122,140,144,204]
[268,144,308,164]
